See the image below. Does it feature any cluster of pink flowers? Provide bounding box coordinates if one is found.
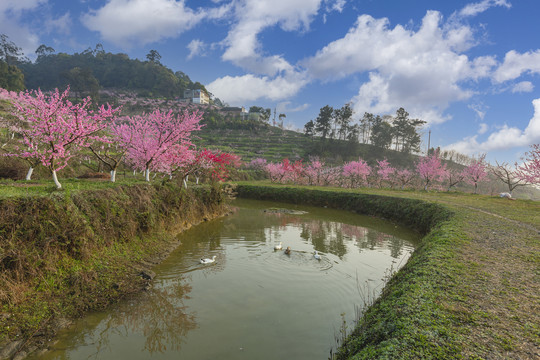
[254,150,499,193]
[0,87,240,188]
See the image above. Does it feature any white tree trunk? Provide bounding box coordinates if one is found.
[145,168,150,182]
[183,177,188,189]
[195,176,199,184]
[52,170,62,189]
[25,167,34,181]
[110,169,116,182]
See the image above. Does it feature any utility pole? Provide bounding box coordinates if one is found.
[427,129,431,154]
[273,108,276,127]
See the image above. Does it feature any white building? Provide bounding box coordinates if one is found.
[183,89,210,104]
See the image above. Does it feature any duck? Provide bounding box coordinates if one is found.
[313,251,321,260]
[284,246,291,255]
[200,255,217,264]
[274,242,283,250]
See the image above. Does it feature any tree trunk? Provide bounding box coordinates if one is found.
[110,169,116,182]
[52,170,62,189]
[25,167,34,181]
[145,168,150,182]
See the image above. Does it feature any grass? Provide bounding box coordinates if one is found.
[0,177,153,198]
[0,180,229,356]
[235,182,540,359]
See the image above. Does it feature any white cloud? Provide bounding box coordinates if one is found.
[207,72,309,105]
[0,0,46,57]
[469,103,488,120]
[186,39,206,59]
[478,123,489,134]
[511,81,534,93]
[221,0,322,75]
[493,50,540,83]
[45,12,72,34]
[304,11,492,124]
[276,101,310,113]
[0,0,45,13]
[209,0,323,104]
[459,0,511,17]
[445,98,540,154]
[82,0,229,47]
[325,0,345,13]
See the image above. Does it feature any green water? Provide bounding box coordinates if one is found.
[33,199,419,359]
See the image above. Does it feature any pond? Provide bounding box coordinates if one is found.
[32,199,420,360]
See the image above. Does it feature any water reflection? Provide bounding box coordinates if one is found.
[261,210,410,260]
[37,199,418,360]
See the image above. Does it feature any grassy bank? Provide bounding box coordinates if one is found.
[236,183,540,359]
[0,181,229,358]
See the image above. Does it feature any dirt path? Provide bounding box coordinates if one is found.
[449,208,539,359]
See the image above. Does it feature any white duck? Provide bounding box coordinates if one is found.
[200,255,217,264]
[274,242,283,250]
[313,251,321,260]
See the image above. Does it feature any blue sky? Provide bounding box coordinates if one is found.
[1,0,540,163]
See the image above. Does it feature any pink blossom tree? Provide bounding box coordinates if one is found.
[265,162,286,183]
[0,88,41,180]
[89,118,133,182]
[463,154,488,194]
[492,160,528,194]
[416,151,447,191]
[343,158,371,188]
[395,168,416,190]
[444,168,466,191]
[121,109,203,181]
[376,158,395,188]
[247,157,267,171]
[517,144,540,185]
[151,143,196,182]
[305,157,325,186]
[9,87,119,188]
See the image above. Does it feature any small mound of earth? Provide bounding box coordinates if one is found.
[263,208,308,215]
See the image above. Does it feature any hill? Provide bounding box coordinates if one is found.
[14,45,208,101]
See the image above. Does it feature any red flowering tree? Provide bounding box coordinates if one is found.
[9,87,119,188]
[175,148,240,187]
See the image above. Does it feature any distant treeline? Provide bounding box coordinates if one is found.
[0,34,212,100]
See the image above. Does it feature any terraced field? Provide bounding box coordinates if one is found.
[197,126,313,162]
